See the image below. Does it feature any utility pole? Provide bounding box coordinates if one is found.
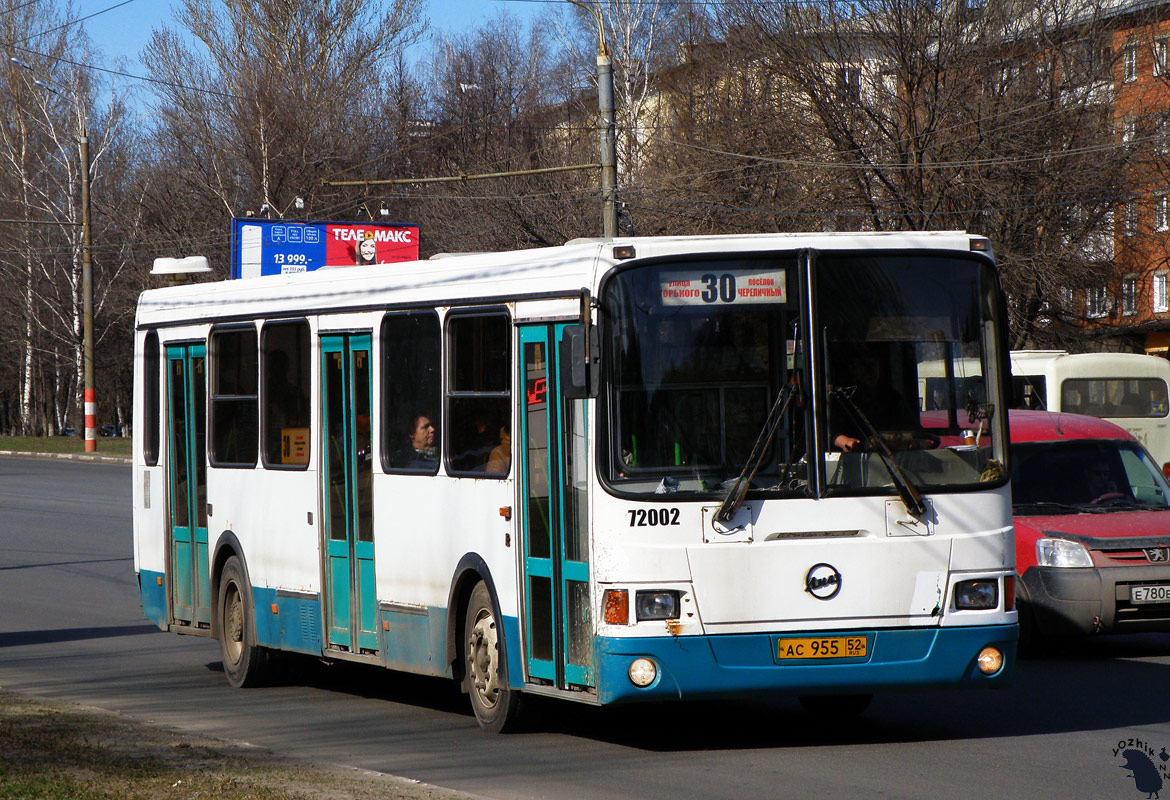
[80,125,94,452]
[568,0,619,238]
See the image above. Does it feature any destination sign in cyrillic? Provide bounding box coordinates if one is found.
[660,269,787,306]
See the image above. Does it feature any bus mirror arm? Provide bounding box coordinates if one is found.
[831,387,927,519]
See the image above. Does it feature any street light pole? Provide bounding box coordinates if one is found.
[567,0,618,238]
[11,57,96,451]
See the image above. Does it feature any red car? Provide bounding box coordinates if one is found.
[1009,409,1170,640]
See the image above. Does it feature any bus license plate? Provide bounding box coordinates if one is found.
[1131,585,1170,605]
[777,636,867,661]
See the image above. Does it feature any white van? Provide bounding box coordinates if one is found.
[1010,350,1170,472]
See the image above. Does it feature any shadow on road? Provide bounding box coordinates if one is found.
[201,632,1170,750]
[0,624,161,648]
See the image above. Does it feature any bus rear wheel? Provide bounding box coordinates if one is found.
[218,555,273,688]
[463,581,523,733]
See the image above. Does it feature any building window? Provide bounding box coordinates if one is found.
[1121,117,1137,147]
[836,65,862,99]
[1060,286,1075,312]
[1124,44,1138,83]
[1122,276,1138,315]
[210,326,259,467]
[446,311,511,476]
[1086,286,1109,318]
[1155,37,1169,77]
[261,320,310,469]
[382,311,442,474]
[1157,195,1169,232]
[1125,199,1138,236]
[1155,272,1169,313]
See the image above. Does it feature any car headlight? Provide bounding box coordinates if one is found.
[954,579,999,610]
[635,590,680,621]
[1036,538,1093,568]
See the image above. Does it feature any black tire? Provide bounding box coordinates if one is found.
[798,693,873,718]
[463,581,523,733]
[217,555,274,688]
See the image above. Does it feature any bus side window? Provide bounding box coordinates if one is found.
[210,326,259,467]
[447,311,511,476]
[382,311,441,475]
[261,320,310,468]
[143,330,160,465]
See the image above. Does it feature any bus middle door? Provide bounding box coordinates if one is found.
[518,324,594,690]
[165,343,210,628]
[320,333,378,655]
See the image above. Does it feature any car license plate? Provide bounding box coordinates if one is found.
[777,635,867,660]
[1131,585,1170,605]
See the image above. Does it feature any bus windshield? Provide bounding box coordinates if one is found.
[600,252,1008,498]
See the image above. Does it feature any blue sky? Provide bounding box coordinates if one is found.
[76,0,544,77]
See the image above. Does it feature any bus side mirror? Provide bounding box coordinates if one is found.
[561,325,599,399]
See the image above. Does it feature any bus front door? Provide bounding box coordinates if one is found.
[320,334,378,654]
[165,343,210,628]
[518,324,594,690]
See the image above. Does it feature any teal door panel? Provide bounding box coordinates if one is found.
[321,334,377,654]
[166,343,210,628]
[518,324,593,689]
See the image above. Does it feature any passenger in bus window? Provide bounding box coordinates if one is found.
[486,423,511,474]
[391,414,438,469]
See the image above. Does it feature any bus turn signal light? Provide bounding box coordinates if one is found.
[603,589,629,625]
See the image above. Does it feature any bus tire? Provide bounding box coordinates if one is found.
[217,555,272,688]
[463,581,522,733]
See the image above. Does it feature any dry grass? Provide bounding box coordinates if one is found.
[0,435,132,458]
[0,690,464,800]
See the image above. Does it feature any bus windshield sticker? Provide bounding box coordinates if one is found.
[660,269,786,306]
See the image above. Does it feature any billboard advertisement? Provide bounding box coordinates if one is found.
[230,218,420,279]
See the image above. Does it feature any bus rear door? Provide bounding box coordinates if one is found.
[320,333,378,654]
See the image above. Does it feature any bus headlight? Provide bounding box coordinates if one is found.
[954,579,999,610]
[635,590,680,621]
[628,657,658,687]
[1036,538,1093,568]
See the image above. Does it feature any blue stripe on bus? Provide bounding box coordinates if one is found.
[138,570,167,629]
[593,624,1018,705]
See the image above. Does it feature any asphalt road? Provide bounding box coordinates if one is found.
[2,455,1169,799]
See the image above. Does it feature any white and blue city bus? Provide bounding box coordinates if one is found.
[132,231,1018,731]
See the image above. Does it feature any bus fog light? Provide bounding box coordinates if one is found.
[976,646,1004,675]
[628,657,657,687]
[954,579,998,610]
[635,590,680,621]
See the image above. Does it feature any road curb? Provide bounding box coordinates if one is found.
[0,450,130,464]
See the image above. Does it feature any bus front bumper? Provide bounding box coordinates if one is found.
[594,624,1017,705]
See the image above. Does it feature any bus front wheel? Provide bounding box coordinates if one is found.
[217,555,273,688]
[463,581,523,732]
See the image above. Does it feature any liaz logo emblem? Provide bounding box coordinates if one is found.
[1145,547,1169,563]
[805,563,842,600]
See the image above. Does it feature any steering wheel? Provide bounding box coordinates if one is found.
[1090,492,1127,506]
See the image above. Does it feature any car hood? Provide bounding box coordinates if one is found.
[1014,509,1170,542]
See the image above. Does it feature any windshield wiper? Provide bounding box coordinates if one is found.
[830,386,927,518]
[1012,500,1080,514]
[714,378,802,525]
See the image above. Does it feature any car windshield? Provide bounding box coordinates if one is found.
[1011,439,1170,514]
